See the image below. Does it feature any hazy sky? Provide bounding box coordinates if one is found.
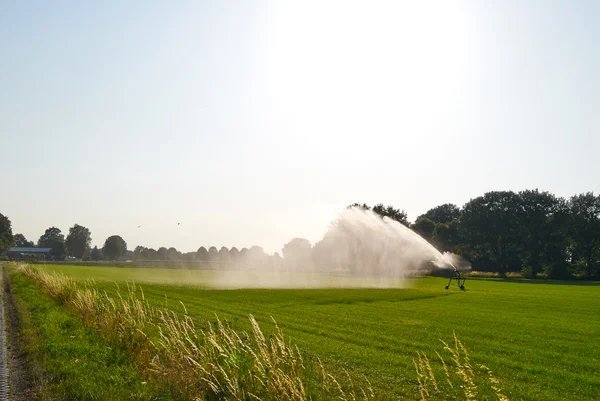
[1,0,599,253]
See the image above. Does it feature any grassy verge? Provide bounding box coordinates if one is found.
[7,266,172,400]
[11,263,516,401]
[13,264,374,401]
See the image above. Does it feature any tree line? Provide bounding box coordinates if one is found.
[0,220,128,262]
[408,190,599,278]
[1,189,599,278]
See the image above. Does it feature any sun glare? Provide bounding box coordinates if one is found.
[267,1,467,151]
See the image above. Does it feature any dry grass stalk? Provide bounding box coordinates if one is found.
[17,264,374,401]
[414,332,511,401]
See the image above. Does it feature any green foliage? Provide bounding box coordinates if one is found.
[372,203,410,226]
[38,226,67,258]
[65,224,92,258]
[9,267,172,400]
[132,245,145,260]
[515,190,570,278]
[0,213,15,254]
[102,235,127,260]
[412,217,436,241]
[568,192,600,277]
[348,202,370,210]
[432,220,460,252]
[344,194,600,279]
[133,247,159,260]
[417,203,460,224]
[90,246,102,261]
[347,203,410,226]
[14,233,34,248]
[460,191,522,274]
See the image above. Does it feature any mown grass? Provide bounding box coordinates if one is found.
[14,264,378,401]
[22,264,600,400]
[7,267,173,400]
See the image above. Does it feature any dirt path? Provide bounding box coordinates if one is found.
[0,268,11,400]
[2,265,33,401]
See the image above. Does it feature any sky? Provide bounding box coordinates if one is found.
[1,0,599,254]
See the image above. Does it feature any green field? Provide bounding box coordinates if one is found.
[20,264,600,400]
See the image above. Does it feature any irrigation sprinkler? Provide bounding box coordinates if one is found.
[445,263,466,290]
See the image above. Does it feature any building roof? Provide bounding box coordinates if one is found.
[9,247,52,253]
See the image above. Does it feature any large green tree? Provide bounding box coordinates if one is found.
[38,227,67,258]
[0,213,15,254]
[568,192,600,277]
[413,204,462,252]
[13,233,34,248]
[412,217,436,242]
[372,204,410,226]
[102,235,127,260]
[460,191,522,274]
[515,190,570,277]
[418,203,461,224]
[65,224,92,258]
[432,220,461,252]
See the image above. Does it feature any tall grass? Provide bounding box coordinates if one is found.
[16,264,510,400]
[414,333,510,401]
[16,264,372,401]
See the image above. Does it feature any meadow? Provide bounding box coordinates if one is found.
[11,263,600,400]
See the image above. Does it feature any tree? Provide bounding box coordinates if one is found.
[65,224,92,258]
[229,247,240,261]
[418,204,461,224]
[14,233,34,248]
[208,246,219,261]
[196,246,208,261]
[158,247,168,260]
[145,248,158,260]
[133,245,146,260]
[167,247,181,260]
[432,220,460,252]
[412,217,436,242]
[239,247,249,262]
[219,246,230,262]
[90,246,102,261]
[0,213,15,255]
[38,227,67,259]
[460,191,522,274]
[372,204,410,226]
[568,192,600,277]
[102,235,127,260]
[348,203,370,210]
[282,238,312,269]
[515,190,570,278]
[246,246,268,267]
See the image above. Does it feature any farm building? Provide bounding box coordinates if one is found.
[7,247,53,260]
